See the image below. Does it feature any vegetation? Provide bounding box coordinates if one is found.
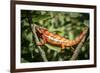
[21,10,89,63]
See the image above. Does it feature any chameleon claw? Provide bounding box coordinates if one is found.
[36,42,43,46]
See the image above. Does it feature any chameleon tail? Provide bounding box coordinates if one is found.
[65,27,88,46]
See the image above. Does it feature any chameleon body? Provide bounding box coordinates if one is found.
[35,25,88,49]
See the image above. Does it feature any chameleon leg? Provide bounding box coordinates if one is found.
[36,35,47,46]
[36,40,45,46]
[60,44,65,53]
[61,44,65,49]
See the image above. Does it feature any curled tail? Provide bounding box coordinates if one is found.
[65,27,88,47]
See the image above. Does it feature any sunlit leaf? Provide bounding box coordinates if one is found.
[45,44,61,52]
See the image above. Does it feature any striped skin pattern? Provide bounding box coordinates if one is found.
[35,25,88,49]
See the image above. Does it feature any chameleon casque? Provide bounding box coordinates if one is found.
[33,25,88,49]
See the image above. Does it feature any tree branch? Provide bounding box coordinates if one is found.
[27,12,48,61]
[31,24,48,62]
[70,28,88,60]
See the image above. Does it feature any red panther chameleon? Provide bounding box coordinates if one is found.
[33,24,88,49]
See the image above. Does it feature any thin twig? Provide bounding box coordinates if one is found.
[70,28,88,60]
[31,24,48,62]
[27,12,48,61]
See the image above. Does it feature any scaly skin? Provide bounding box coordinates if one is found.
[35,25,88,49]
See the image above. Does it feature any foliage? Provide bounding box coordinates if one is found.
[21,10,89,62]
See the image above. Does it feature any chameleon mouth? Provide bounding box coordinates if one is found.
[33,24,47,34]
[31,24,42,32]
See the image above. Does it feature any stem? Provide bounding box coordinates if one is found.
[52,51,57,60]
[70,28,88,60]
[31,24,48,61]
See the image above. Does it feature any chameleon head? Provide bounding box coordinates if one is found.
[35,25,47,34]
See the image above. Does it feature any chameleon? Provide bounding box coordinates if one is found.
[33,25,88,49]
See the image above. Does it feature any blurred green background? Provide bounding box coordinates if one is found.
[21,10,89,63]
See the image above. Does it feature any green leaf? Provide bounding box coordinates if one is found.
[26,32,32,42]
[32,15,51,22]
[21,58,28,63]
[68,31,74,40]
[45,44,61,52]
[69,12,81,18]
